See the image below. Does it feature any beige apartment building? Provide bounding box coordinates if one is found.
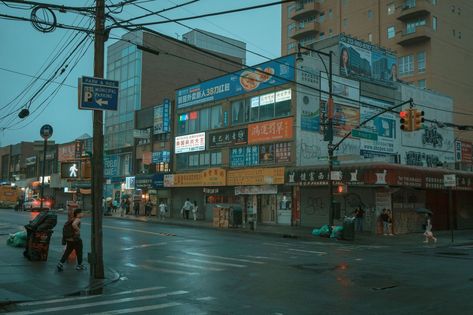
[282,0,473,141]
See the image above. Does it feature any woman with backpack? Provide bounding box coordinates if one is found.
[57,208,86,271]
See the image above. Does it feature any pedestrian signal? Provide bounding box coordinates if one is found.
[413,109,425,130]
[399,109,413,131]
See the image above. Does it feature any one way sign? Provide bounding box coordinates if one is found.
[78,76,119,111]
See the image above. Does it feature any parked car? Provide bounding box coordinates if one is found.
[23,198,52,211]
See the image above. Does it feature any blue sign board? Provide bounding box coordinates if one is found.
[152,151,171,164]
[176,55,295,109]
[79,76,119,111]
[104,155,119,177]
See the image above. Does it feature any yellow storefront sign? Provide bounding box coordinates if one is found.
[168,168,226,187]
[227,167,285,186]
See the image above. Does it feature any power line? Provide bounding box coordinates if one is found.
[108,0,293,29]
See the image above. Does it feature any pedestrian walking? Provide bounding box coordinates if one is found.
[192,200,198,221]
[145,200,153,217]
[112,199,118,214]
[125,198,130,215]
[57,208,85,271]
[181,198,193,220]
[158,201,167,220]
[353,207,365,232]
[423,213,437,243]
[380,209,393,236]
[133,201,140,216]
[120,199,126,217]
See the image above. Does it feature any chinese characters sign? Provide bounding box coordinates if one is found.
[153,99,171,134]
[209,128,247,148]
[176,55,295,109]
[248,117,293,144]
[175,132,206,154]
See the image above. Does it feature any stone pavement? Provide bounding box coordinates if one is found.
[1,209,471,306]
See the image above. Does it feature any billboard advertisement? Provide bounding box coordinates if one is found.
[104,155,119,177]
[176,55,295,109]
[319,100,360,137]
[359,97,397,157]
[339,34,397,84]
[248,117,293,144]
[175,132,206,154]
[153,99,171,134]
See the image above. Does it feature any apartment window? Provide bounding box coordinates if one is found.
[329,28,333,36]
[432,16,437,31]
[406,19,426,34]
[287,4,295,15]
[343,18,348,28]
[418,80,426,89]
[417,52,425,73]
[287,23,296,34]
[368,9,373,20]
[368,33,373,42]
[319,32,325,40]
[387,26,396,39]
[387,3,395,15]
[287,42,296,52]
[319,13,325,23]
[404,0,416,9]
[328,9,333,18]
[342,0,348,5]
[399,55,414,76]
[431,0,437,4]
[210,152,222,166]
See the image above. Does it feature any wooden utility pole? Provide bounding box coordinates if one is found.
[90,0,105,279]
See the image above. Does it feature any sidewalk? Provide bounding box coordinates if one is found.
[107,212,473,248]
[0,219,119,306]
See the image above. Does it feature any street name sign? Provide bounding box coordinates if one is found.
[352,129,378,141]
[444,174,456,187]
[79,76,119,111]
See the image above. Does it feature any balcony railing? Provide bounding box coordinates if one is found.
[397,1,431,21]
[290,21,320,40]
[397,25,432,46]
[290,2,321,20]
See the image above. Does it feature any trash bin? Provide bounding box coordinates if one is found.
[342,217,355,241]
[23,211,57,261]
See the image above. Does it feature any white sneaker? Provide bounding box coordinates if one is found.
[76,264,87,270]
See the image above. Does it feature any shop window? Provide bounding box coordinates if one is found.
[200,107,210,131]
[211,152,222,165]
[231,99,249,125]
[189,154,199,167]
[211,105,223,129]
[200,152,210,166]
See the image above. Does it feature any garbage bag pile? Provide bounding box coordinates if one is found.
[6,231,27,248]
[312,224,344,240]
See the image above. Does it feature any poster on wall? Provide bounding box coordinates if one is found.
[359,97,397,157]
[175,132,206,154]
[320,100,360,137]
[153,99,171,134]
[320,72,360,105]
[300,93,319,132]
[339,34,398,84]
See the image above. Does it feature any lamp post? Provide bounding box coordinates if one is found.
[297,44,335,226]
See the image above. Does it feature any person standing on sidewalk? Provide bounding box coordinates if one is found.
[145,200,153,217]
[133,201,140,216]
[57,208,85,271]
[158,201,167,220]
[353,207,365,232]
[181,198,193,220]
[192,200,198,221]
[423,213,437,243]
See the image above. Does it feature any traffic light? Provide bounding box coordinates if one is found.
[413,109,425,130]
[335,184,347,194]
[399,109,413,131]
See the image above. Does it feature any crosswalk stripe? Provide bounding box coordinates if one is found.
[122,242,167,251]
[88,302,182,315]
[185,252,265,264]
[18,286,166,307]
[147,259,224,271]
[185,258,246,268]
[142,264,200,275]
[288,249,327,255]
[6,291,189,315]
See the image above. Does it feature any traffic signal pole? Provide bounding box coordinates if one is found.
[90,0,105,279]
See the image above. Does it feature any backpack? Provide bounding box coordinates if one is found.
[62,220,74,239]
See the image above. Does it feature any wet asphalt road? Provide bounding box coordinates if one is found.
[1,210,473,315]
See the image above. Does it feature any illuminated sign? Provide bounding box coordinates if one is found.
[175,132,206,154]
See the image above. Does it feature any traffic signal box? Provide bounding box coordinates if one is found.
[399,109,413,131]
[413,109,425,130]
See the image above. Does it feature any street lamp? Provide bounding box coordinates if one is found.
[297,44,335,227]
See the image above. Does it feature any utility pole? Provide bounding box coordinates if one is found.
[90,0,105,279]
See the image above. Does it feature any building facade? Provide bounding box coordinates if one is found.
[165,36,473,233]
[281,0,473,141]
[104,30,244,207]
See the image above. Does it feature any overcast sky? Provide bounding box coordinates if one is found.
[0,0,281,146]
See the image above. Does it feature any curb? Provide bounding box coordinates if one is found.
[65,266,121,297]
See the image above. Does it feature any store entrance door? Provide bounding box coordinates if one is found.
[260,194,276,224]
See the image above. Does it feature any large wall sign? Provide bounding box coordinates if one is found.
[209,128,247,148]
[339,34,397,84]
[248,117,293,144]
[227,167,285,186]
[176,55,295,109]
[153,99,171,134]
[175,132,206,154]
[104,155,119,177]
